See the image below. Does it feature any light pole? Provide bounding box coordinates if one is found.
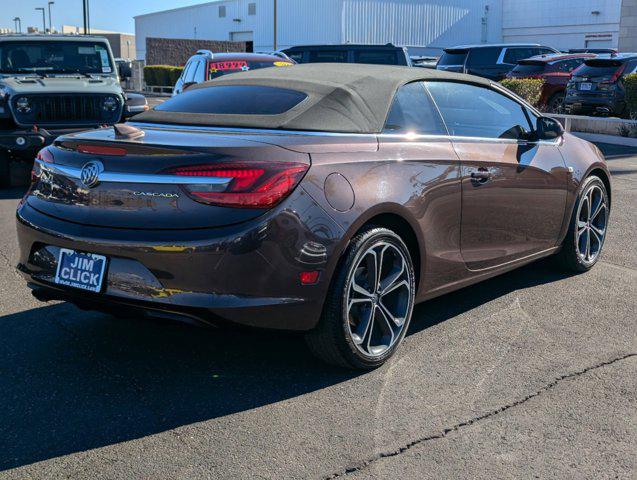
[35,7,46,33]
[13,17,21,33]
[83,0,91,35]
[273,0,277,50]
[48,2,55,34]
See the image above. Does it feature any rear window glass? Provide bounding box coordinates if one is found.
[575,60,624,77]
[155,85,307,115]
[467,47,500,66]
[308,50,348,63]
[208,60,292,79]
[512,63,545,74]
[438,51,467,66]
[354,50,399,65]
[383,82,446,135]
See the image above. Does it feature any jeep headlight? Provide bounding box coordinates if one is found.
[102,96,119,112]
[16,96,31,113]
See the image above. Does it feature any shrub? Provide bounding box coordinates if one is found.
[624,74,637,119]
[499,78,544,108]
[144,65,184,87]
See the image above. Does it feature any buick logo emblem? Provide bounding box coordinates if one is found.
[80,161,103,188]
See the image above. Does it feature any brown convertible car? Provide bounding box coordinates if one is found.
[16,64,611,369]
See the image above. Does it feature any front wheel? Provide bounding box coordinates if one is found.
[305,227,416,369]
[556,175,609,272]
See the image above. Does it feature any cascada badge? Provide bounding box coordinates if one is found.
[80,160,104,188]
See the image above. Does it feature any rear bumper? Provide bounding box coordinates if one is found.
[15,188,344,330]
[564,94,626,114]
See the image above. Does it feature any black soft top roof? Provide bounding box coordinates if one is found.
[134,63,492,134]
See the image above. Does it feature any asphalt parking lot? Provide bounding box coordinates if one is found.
[0,143,635,479]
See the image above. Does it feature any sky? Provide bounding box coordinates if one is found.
[1,0,211,34]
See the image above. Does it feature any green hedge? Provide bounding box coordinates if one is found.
[499,78,544,108]
[144,65,184,87]
[624,74,637,119]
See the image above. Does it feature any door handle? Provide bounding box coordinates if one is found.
[470,168,492,182]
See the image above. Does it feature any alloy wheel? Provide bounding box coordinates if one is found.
[576,184,608,264]
[346,242,413,357]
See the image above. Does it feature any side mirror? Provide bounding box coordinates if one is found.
[123,93,149,119]
[536,116,564,141]
[117,61,132,79]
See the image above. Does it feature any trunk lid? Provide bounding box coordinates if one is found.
[27,125,311,230]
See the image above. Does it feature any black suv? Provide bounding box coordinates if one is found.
[436,43,559,81]
[565,54,637,117]
[281,44,411,66]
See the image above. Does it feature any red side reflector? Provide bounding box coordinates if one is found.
[77,145,127,156]
[300,271,320,285]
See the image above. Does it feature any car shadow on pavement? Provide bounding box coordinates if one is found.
[0,188,26,200]
[0,258,572,471]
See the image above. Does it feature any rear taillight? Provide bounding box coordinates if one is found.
[610,63,627,83]
[36,146,54,163]
[165,161,309,209]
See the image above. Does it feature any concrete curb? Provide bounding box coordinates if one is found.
[571,132,637,148]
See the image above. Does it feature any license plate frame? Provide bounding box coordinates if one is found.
[54,248,108,293]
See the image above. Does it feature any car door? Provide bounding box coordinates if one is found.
[426,81,568,271]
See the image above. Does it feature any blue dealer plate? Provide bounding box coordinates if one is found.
[54,249,107,293]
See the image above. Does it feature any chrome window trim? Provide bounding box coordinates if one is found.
[35,159,232,186]
[128,122,378,138]
[129,122,560,146]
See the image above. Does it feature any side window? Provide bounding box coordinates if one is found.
[383,82,446,135]
[181,61,192,81]
[309,50,348,63]
[537,48,556,56]
[503,47,535,65]
[467,47,500,67]
[426,82,533,140]
[194,60,206,83]
[188,61,201,83]
[285,51,304,64]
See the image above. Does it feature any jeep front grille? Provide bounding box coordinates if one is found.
[11,94,121,126]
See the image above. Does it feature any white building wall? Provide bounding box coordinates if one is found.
[502,0,622,50]
[135,0,502,60]
[342,0,502,50]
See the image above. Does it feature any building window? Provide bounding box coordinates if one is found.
[248,3,256,15]
[219,5,226,17]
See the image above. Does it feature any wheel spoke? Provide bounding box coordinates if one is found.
[587,189,594,221]
[591,201,606,223]
[585,229,591,260]
[375,306,395,348]
[379,300,404,327]
[351,304,374,347]
[348,297,372,311]
[590,228,602,249]
[351,277,374,298]
[364,250,379,294]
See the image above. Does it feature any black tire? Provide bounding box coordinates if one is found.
[305,226,416,369]
[556,175,609,272]
[548,93,565,114]
[0,150,10,189]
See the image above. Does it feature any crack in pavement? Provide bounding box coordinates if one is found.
[0,248,21,281]
[322,353,637,479]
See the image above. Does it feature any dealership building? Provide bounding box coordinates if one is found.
[134,0,629,61]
